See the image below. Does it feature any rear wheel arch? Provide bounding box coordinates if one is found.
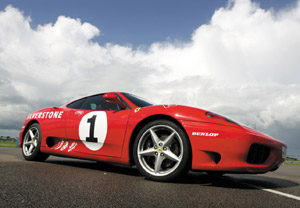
[129,114,192,167]
[22,122,49,161]
[22,120,39,146]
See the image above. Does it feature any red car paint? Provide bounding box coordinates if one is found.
[19,92,286,173]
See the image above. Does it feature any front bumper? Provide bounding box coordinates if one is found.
[182,120,286,173]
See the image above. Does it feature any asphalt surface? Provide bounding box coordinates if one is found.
[1,147,299,208]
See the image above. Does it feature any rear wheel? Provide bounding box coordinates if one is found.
[133,120,190,181]
[22,123,49,161]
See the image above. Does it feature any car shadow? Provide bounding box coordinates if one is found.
[45,157,142,177]
[45,156,299,189]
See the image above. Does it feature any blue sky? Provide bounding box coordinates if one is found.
[0,0,298,46]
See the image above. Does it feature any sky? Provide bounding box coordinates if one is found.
[0,0,299,155]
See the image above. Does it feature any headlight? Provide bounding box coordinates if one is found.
[282,146,287,159]
[205,112,239,125]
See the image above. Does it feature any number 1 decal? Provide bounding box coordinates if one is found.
[79,112,108,151]
[86,115,97,143]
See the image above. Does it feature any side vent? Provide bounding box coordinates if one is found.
[205,151,221,164]
[46,137,62,148]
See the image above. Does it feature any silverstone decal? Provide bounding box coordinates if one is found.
[192,132,219,137]
[78,111,108,151]
[26,111,64,120]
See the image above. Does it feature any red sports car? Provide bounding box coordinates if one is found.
[19,92,287,181]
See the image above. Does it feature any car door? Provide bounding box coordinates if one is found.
[65,94,130,157]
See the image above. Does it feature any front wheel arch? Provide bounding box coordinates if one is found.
[133,119,192,181]
[129,115,192,167]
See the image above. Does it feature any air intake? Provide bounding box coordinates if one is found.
[247,144,270,164]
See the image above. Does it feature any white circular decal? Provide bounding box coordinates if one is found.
[79,111,107,151]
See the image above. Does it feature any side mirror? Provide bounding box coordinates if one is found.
[103,93,127,110]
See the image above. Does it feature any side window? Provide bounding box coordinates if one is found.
[81,95,120,111]
[67,98,87,109]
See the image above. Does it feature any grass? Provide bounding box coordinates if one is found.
[284,161,300,166]
[0,141,18,148]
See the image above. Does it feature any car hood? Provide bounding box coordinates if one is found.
[140,104,285,145]
[138,104,240,128]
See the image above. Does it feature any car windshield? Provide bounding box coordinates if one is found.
[122,93,153,107]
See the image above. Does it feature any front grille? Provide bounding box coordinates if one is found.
[247,144,270,164]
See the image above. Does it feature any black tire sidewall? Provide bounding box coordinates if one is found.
[133,119,190,181]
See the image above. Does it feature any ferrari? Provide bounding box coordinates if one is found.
[19,92,287,181]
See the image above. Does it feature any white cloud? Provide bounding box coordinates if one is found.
[0,1,300,151]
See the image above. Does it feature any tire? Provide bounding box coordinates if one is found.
[22,123,49,161]
[133,120,190,181]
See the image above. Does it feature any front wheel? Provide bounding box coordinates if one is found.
[22,123,49,161]
[133,120,191,181]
